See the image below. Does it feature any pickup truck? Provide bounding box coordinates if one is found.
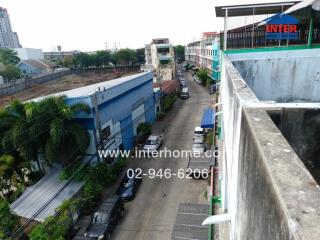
[143,134,163,152]
[83,196,124,240]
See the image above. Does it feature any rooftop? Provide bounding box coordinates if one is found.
[215,1,300,17]
[0,70,139,107]
[10,167,84,222]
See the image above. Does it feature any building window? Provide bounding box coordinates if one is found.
[101,126,111,140]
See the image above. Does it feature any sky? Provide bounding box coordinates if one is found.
[1,0,295,51]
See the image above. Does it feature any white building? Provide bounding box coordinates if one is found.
[0,7,21,49]
[145,38,175,81]
[12,32,21,48]
[14,48,44,60]
[145,44,152,70]
[150,38,174,69]
[185,32,220,80]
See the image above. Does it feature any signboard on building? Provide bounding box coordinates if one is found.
[265,14,299,40]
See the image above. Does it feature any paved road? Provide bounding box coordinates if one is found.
[112,71,212,240]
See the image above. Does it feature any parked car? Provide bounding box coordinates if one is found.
[192,142,206,153]
[84,196,124,240]
[180,87,189,99]
[143,135,163,152]
[193,136,204,144]
[117,172,142,200]
[193,127,204,138]
[194,76,201,84]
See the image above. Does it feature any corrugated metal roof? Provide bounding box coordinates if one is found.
[215,1,301,17]
[30,72,153,103]
[10,167,84,222]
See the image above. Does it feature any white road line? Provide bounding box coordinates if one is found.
[177,212,208,216]
[174,237,200,240]
[175,224,207,229]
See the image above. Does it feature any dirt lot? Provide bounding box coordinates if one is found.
[0,70,139,106]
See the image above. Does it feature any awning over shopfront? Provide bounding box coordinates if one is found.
[201,108,215,128]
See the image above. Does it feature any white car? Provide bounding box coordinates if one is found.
[193,127,204,138]
[143,135,163,152]
[193,136,203,144]
[192,143,205,153]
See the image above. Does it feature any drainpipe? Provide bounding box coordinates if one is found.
[202,213,231,226]
[307,8,314,48]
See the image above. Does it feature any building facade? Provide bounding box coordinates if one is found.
[149,38,174,69]
[44,50,81,62]
[0,7,21,49]
[185,32,220,81]
[145,38,175,81]
[33,72,156,163]
[145,44,152,70]
[16,59,53,76]
[14,48,44,60]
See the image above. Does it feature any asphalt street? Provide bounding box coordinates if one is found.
[112,70,212,240]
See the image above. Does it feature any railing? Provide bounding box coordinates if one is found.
[220,23,320,50]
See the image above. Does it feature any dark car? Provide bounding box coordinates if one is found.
[116,172,142,200]
[84,196,124,240]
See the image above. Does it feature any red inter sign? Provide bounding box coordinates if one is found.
[265,14,299,40]
[266,24,297,33]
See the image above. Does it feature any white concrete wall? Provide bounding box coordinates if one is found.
[220,49,320,239]
[15,48,44,60]
[229,49,320,103]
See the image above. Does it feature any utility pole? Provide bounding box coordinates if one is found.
[92,90,103,159]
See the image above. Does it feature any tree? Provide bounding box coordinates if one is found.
[0,49,20,65]
[0,197,20,239]
[113,48,137,65]
[60,56,74,68]
[136,48,145,64]
[0,97,91,171]
[197,69,209,86]
[29,96,91,166]
[95,50,111,67]
[174,45,185,63]
[0,64,22,81]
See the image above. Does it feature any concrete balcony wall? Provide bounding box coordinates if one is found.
[237,108,320,240]
[229,49,320,103]
[220,52,320,240]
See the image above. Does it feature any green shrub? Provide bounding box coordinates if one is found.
[157,112,166,120]
[136,122,152,142]
[197,69,209,86]
[29,215,72,240]
[0,197,20,239]
[163,94,177,112]
[112,157,127,176]
[79,159,127,214]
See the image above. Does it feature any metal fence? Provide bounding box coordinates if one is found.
[220,22,320,50]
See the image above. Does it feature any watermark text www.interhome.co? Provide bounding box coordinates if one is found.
[97,147,220,159]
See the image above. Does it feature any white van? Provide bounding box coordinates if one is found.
[193,126,204,142]
[180,87,189,99]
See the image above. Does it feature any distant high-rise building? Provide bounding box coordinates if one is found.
[12,32,21,48]
[0,7,21,49]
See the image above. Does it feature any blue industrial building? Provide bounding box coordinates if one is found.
[36,72,156,163]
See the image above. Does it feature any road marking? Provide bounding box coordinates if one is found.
[174,237,200,240]
[177,212,208,216]
[175,224,207,229]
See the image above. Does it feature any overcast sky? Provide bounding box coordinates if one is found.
[1,0,295,51]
